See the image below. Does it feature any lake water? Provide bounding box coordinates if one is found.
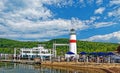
[0,62,81,73]
[0,62,105,73]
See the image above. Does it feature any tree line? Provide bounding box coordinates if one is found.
[0,38,119,55]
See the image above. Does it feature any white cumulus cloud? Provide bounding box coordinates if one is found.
[95,7,105,14]
[0,0,6,11]
[0,0,86,41]
[0,0,119,42]
[93,22,116,28]
[110,0,120,5]
[0,13,88,41]
[96,0,103,5]
[82,31,120,43]
[108,0,120,23]
[108,8,120,19]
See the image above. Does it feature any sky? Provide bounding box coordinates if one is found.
[0,0,120,43]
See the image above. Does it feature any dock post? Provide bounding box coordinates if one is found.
[50,49,52,62]
[5,54,6,60]
[14,48,16,61]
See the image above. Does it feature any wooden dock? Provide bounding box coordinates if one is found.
[0,60,41,65]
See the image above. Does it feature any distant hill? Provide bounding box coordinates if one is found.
[0,38,119,54]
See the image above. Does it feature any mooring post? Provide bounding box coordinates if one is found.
[14,48,16,61]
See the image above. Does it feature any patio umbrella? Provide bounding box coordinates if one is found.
[89,52,97,56]
[79,52,87,55]
[107,52,115,63]
[107,52,114,55]
[66,51,75,55]
[97,52,106,56]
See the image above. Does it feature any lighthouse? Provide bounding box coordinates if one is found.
[69,29,77,54]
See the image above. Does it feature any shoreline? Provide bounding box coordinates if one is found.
[1,60,120,73]
[41,61,120,73]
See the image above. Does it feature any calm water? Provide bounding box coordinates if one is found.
[0,62,105,73]
[0,62,81,73]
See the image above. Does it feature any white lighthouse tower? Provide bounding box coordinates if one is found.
[69,29,77,54]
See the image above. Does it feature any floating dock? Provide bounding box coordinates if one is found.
[0,60,41,65]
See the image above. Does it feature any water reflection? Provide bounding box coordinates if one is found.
[0,62,101,73]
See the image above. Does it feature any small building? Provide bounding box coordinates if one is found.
[20,45,52,60]
[65,51,79,61]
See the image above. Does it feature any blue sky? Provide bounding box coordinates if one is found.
[0,0,120,43]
